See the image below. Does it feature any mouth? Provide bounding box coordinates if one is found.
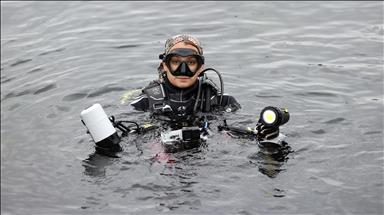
[176,76,191,80]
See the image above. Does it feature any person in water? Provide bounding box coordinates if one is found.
[80,34,283,156]
[130,34,241,128]
[130,34,279,140]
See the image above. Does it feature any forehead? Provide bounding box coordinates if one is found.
[170,43,199,52]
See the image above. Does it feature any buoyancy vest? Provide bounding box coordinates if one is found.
[142,76,221,122]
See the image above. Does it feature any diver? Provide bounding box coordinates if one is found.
[80,34,285,154]
[130,34,241,128]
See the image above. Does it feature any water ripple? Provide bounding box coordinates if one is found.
[1,76,16,84]
[1,1,383,214]
[10,59,32,67]
[38,47,66,56]
[33,83,57,95]
[112,44,141,49]
[87,86,126,98]
[323,117,346,124]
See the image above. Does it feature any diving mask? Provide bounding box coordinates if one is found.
[159,48,205,77]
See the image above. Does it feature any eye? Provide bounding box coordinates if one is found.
[170,57,181,66]
[186,58,197,66]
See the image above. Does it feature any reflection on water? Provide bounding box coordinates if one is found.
[83,152,116,178]
[248,147,292,179]
[1,1,383,214]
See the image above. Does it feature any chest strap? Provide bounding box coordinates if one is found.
[142,81,171,113]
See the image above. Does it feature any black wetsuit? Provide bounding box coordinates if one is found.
[131,75,241,128]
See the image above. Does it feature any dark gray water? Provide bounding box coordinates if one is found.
[1,1,383,214]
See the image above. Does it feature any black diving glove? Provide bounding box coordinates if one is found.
[256,123,280,140]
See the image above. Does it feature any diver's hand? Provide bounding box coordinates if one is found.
[256,123,279,140]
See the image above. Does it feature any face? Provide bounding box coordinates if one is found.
[162,43,204,88]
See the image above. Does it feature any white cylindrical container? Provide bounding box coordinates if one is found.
[80,103,116,143]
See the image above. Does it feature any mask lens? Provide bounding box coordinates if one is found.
[163,48,204,76]
[165,55,203,76]
[186,57,198,71]
[169,56,182,70]
[168,56,199,73]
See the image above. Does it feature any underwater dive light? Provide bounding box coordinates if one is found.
[80,103,122,152]
[259,106,290,128]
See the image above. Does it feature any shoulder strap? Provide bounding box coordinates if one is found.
[142,80,170,112]
[203,78,220,94]
[200,77,220,112]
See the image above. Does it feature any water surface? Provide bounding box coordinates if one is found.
[1,1,383,214]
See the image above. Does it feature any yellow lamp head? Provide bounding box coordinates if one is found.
[262,109,277,125]
[259,106,290,128]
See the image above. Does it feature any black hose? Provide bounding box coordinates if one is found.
[117,120,140,132]
[116,123,130,135]
[204,84,211,112]
[193,75,203,114]
[201,68,224,105]
[200,75,205,112]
